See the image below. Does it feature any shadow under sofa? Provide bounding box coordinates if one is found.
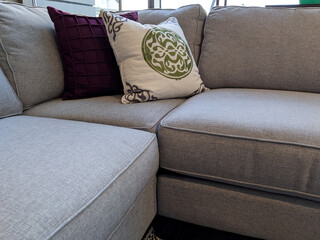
[1,2,320,240]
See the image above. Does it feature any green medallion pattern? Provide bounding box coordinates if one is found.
[142,27,193,80]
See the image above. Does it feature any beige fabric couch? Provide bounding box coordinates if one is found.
[0,2,206,240]
[1,2,320,240]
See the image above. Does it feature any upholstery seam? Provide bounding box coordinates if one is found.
[160,124,320,150]
[161,167,320,202]
[159,95,194,127]
[194,5,200,63]
[0,37,21,98]
[0,67,23,114]
[0,111,22,120]
[197,7,206,66]
[146,99,185,132]
[46,135,157,239]
[107,176,156,240]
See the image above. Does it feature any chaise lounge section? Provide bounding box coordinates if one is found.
[0,116,158,240]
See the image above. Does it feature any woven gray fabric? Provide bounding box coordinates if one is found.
[199,6,320,92]
[109,176,157,240]
[0,67,22,118]
[159,89,320,201]
[138,4,207,64]
[0,116,158,240]
[24,95,185,132]
[158,174,320,240]
[0,2,64,109]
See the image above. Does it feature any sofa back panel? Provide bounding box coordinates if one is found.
[0,2,64,109]
[137,4,207,64]
[0,67,23,119]
[199,6,320,92]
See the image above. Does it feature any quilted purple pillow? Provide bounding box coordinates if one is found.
[47,7,138,100]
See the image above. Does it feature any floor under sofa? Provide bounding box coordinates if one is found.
[142,216,258,240]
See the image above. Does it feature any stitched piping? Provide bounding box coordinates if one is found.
[46,135,157,239]
[161,167,320,202]
[194,5,201,64]
[160,122,320,150]
[0,37,20,97]
[145,99,185,132]
[107,176,156,240]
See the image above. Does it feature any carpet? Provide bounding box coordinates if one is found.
[143,227,163,240]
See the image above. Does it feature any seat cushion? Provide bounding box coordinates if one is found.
[23,95,185,132]
[0,116,158,240]
[158,89,320,201]
[0,2,64,109]
[199,6,320,93]
[0,67,22,118]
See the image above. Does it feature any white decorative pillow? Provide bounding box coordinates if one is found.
[100,11,208,104]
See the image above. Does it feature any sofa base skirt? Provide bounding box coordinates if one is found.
[158,173,320,240]
[109,176,157,240]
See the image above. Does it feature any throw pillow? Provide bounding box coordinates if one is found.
[100,11,208,104]
[47,7,138,100]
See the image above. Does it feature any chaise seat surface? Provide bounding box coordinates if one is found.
[23,95,185,132]
[0,116,158,240]
[158,88,320,202]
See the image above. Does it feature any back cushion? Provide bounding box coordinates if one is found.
[138,4,207,64]
[0,67,22,119]
[199,6,320,92]
[0,2,64,109]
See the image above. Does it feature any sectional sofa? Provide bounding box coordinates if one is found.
[1,2,320,240]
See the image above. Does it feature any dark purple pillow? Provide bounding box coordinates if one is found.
[47,7,138,100]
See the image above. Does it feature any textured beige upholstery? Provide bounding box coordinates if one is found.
[159,89,320,201]
[24,95,185,132]
[0,67,22,118]
[0,2,64,109]
[199,6,320,93]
